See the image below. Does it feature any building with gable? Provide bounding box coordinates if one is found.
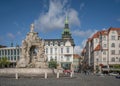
[81,27,120,73]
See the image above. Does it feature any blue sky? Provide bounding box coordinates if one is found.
[0,0,120,54]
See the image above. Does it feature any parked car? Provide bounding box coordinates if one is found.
[115,75,120,79]
[96,73,104,76]
[108,72,119,76]
[63,69,72,75]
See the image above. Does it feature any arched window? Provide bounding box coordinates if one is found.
[111,43,115,47]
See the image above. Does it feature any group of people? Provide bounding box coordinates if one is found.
[83,70,90,75]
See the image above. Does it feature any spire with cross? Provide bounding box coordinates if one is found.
[62,15,72,39]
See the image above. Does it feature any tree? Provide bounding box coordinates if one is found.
[113,64,120,69]
[0,57,10,68]
[48,59,57,69]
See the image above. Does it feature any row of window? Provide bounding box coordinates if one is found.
[46,47,70,54]
[0,49,20,56]
[111,57,120,62]
[96,57,120,62]
[45,42,64,46]
[97,50,120,55]
[111,50,120,55]
[111,35,120,40]
[50,56,70,61]
[111,43,120,47]
[0,56,20,61]
[102,43,120,48]
[100,35,120,41]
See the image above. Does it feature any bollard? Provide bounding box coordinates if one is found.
[15,73,18,79]
[70,72,72,78]
[57,70,59,78]
[70,71,74,78]
[45,72,47,79]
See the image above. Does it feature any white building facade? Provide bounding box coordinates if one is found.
[82,28,120,73]
[0,46,21,67]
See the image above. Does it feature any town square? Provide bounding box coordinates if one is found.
[0,0,120,86]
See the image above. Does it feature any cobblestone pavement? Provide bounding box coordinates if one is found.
[0,73,120,86]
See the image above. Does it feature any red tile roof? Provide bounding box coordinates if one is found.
[94,44,101,51]
[87,38,92,42]
[92,31,100,38]
[108,27,120,35]
[73,54,80,59]
[100,30,108,35]
[88,28,120,43]
[81,48,86,55]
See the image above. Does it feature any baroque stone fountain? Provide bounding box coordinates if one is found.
[17,24,47,68]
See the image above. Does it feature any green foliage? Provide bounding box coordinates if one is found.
[113,64,120,69]
[0,57,10,68]
[96,65,99,73]
[48,59,57,69]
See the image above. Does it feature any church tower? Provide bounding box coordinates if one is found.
[62,16,72,39]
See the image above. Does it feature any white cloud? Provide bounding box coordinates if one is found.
[17,31,22,35]
[34,0,80,32]
[72,29,93,37]
[80,3,85,10]
[74,46,81,55]
[81,39,87,48]
[7,33,15,39]
[72,29,98,38]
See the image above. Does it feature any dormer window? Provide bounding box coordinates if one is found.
[50,41,53,46]
[55,41,58,46]
[60,42,64,46]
